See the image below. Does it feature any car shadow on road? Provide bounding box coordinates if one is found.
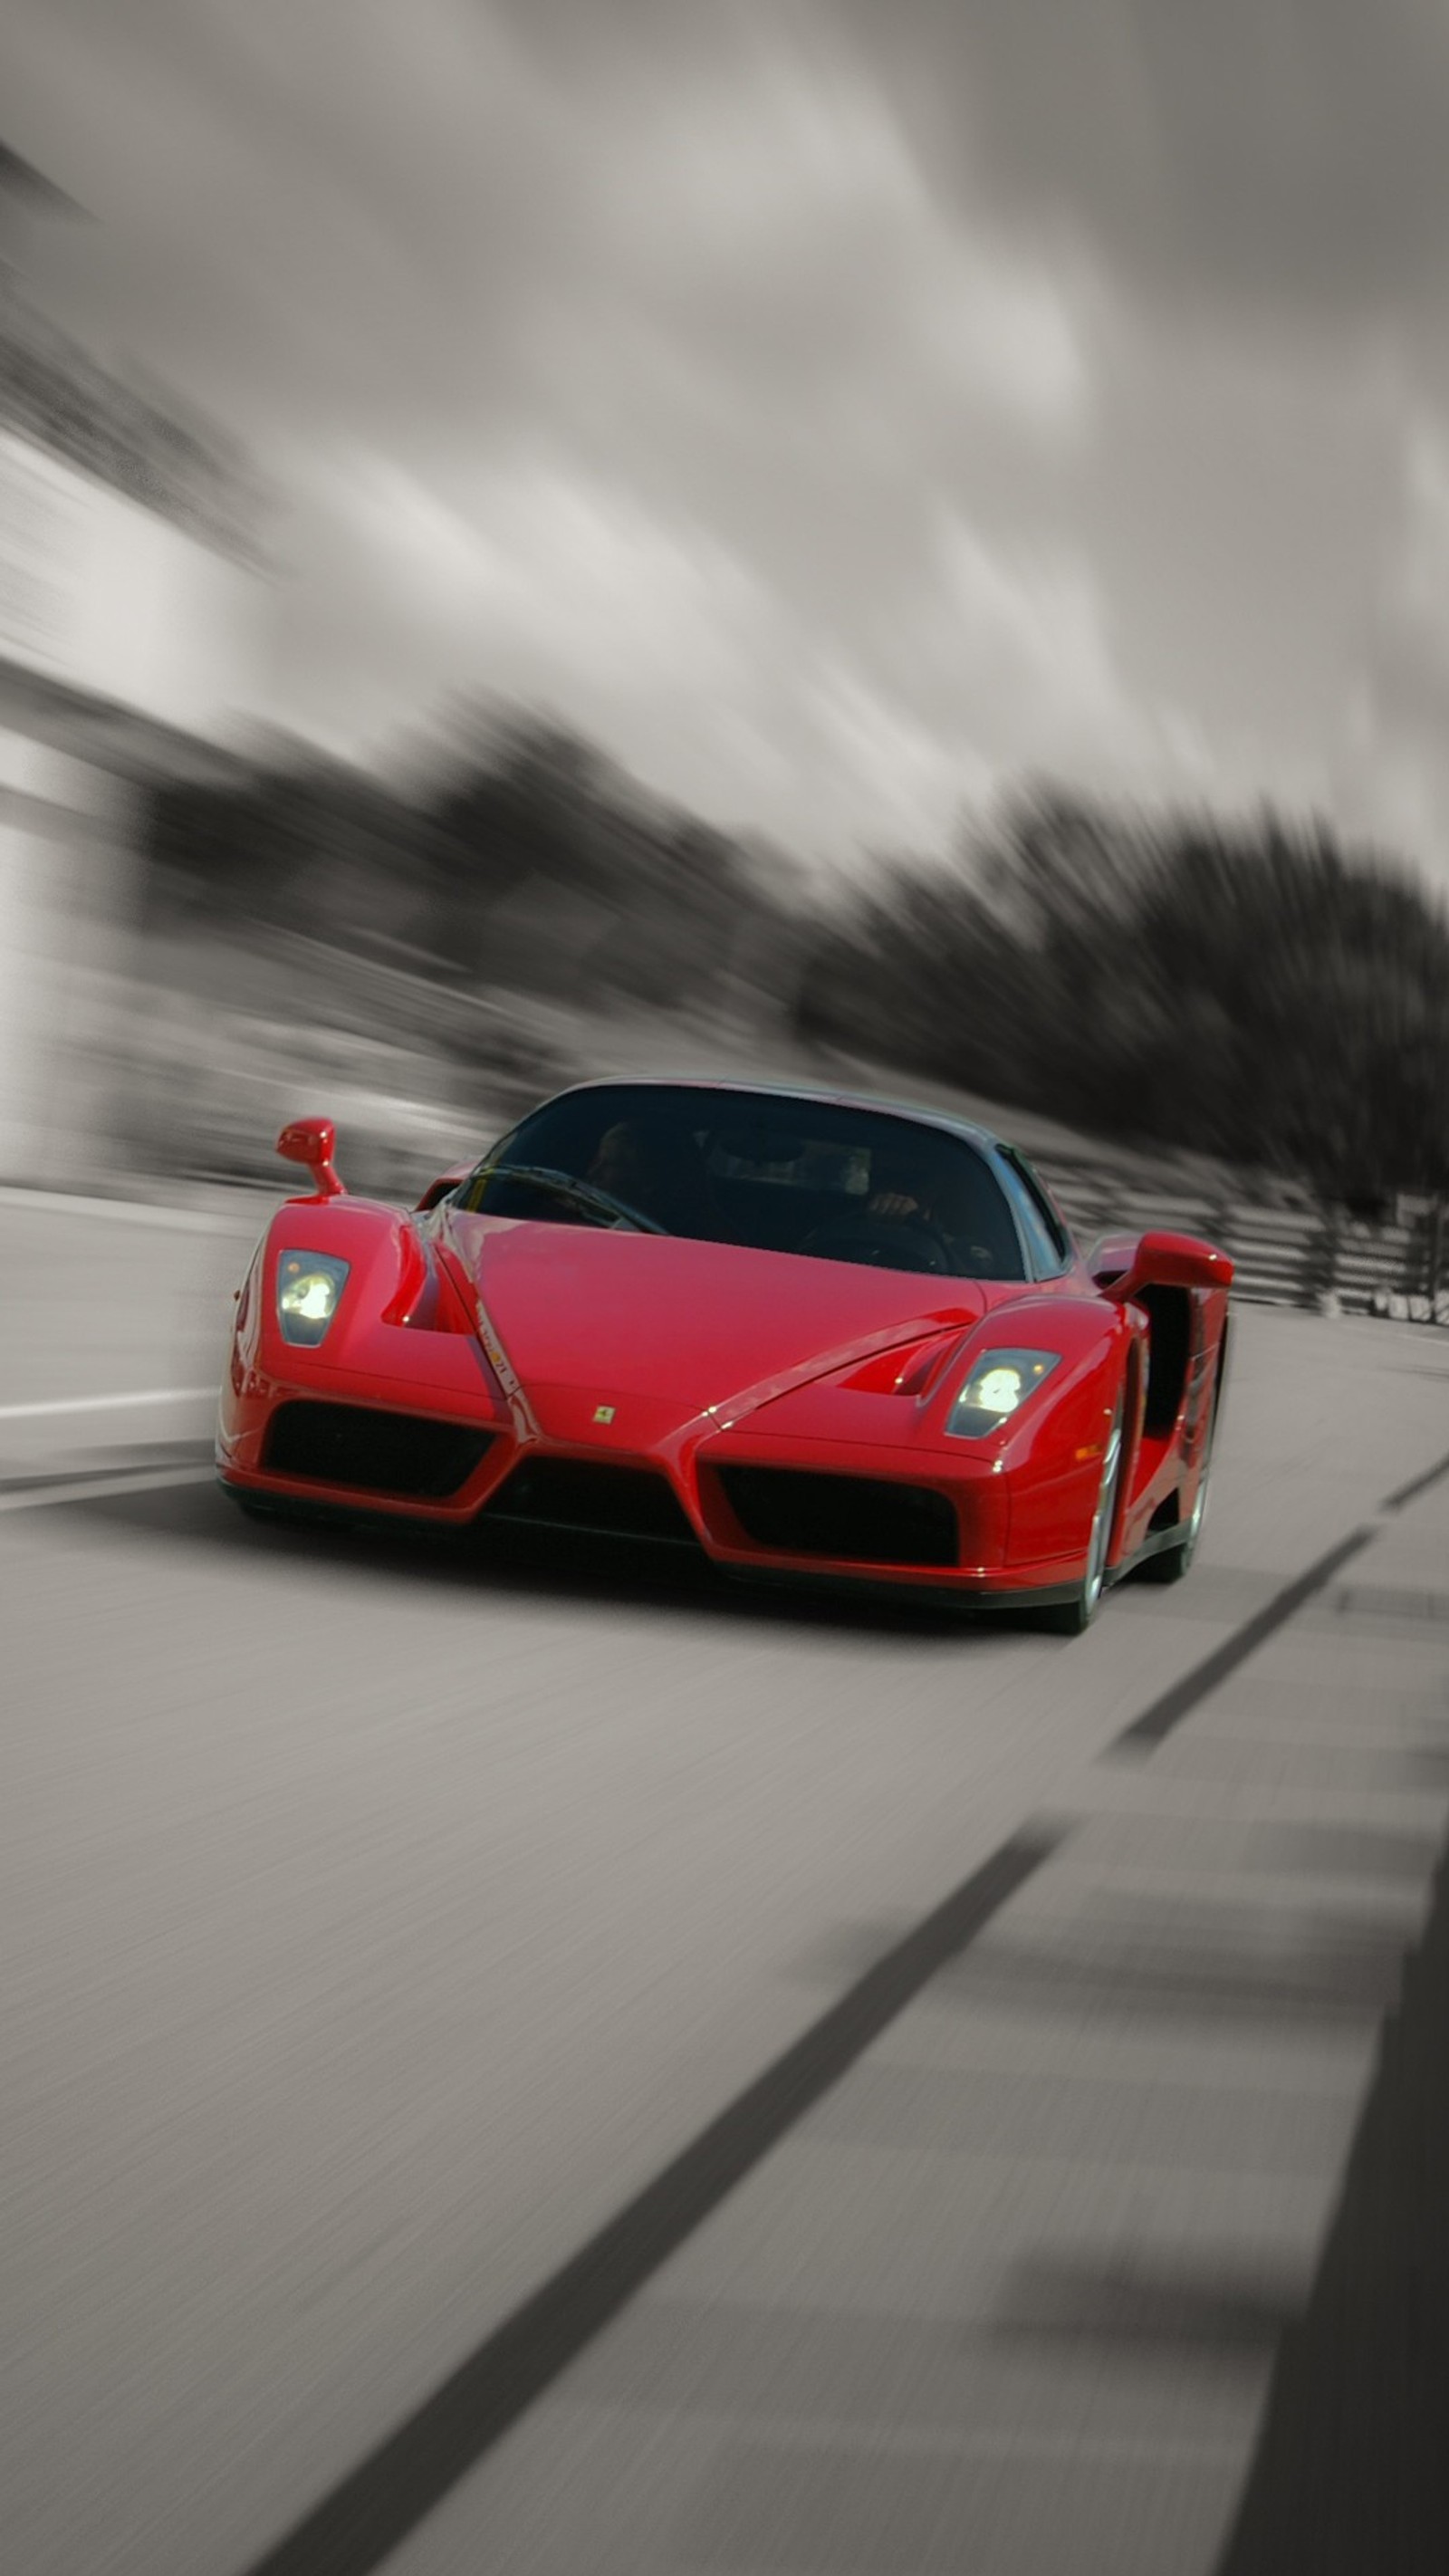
[984,2251,1301,2361]
[63,1476,1042,1648]
[929,1887,1415,2029]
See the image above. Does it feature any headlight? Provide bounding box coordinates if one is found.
[276,1250,350,1346]
[945,1347,1061,1439]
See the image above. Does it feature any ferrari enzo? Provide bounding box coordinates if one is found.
[216,1078,1233,1633]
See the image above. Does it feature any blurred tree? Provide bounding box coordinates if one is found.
[792,787,1449,1204]
[143,702,814,1033]
[143,756,444,955]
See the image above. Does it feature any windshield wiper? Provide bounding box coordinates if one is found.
[475,1162,670,1235]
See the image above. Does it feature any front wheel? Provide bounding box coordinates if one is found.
[1036,1389,1125,1637]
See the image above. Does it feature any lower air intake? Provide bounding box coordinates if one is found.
[717,1466,958,1567]
[264,1402,494,1499]
[484,1459,698,1546]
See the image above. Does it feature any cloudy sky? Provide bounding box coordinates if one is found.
[7,0,1449,879]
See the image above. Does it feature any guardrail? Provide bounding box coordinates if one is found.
[1039,1164,1447,1321]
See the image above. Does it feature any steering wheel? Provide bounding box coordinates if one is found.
[798,1214,956,1274]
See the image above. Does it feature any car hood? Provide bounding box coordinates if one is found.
[440,1212,988,1424]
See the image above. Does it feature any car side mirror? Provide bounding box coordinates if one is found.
[276,1115,345,1200]
[1094,1228,1232,1300]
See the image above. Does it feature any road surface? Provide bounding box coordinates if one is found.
[4,1190,1448,2573]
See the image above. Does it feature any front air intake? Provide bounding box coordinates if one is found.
[717,1466,958,1567]
[483,1459,699,1546]
[264,1402,494,1499]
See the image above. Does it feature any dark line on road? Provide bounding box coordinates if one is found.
[1380,1443,1449,1514]
[1109,1528,1377,1754]
[212,1411,1449,2566]
[0,1447,213,1501]
[1212,1827,1449,2574]
[235,1825,1065,2576]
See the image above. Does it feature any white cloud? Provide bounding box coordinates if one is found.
[799,660,993,852]
[605,34,1091,443]
[270,444,1230,862]
[936,516,1127,735]
[1377,419,1449,679]
[1337,414,1449,877]
[19,0,1446,877]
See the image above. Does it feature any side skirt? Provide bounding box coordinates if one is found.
[1107,1514,1188,1584]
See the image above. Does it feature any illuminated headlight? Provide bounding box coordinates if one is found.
[945,1348,1061,1439]
[276,1250,350,1346]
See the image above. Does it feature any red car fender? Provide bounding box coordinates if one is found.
[916,1293,1134,1441]
[221,1197,504,1449]
[916,1293,1141,1571]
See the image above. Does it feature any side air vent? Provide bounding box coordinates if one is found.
[264,1402,494,1499]
[717,1466,958,1567]
[1137,1286,1193,1435]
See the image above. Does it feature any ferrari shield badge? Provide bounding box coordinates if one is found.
[592,1404,616,1424]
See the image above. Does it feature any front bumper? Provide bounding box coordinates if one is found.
[217,1370,1098,1600]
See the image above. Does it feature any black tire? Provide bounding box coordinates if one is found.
[1035,1386,1126,1637]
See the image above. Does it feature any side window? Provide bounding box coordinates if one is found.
[1001,1150,1073,1275]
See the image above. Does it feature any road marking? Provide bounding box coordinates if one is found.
[235,1827,1066,2576]
[228,1436,1449,2576]
[22,1408,1449,2565]
[0,1387,213,1421]
[0,1184,259,1232]
[1213,1838,1449,2574]
[1108,1526,1379,1755]
[1380,1440,1449,1514]
[0,1465,215,1514]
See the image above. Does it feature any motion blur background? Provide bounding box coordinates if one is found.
[9,19,1449,2576]
[5,0,1449,1284]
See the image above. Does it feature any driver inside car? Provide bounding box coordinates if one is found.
[862,1145,1021,1274]
[587,1120,715,1235]
[865,1147,948,1225]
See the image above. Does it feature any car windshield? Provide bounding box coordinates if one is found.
[451,1085,1030,1280]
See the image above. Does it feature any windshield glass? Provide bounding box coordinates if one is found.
[452,1085,1029,1280]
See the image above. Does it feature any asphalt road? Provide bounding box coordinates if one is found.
[5,1198,1449,2575]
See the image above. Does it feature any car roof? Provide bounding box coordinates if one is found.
[538,1073,1011,1160]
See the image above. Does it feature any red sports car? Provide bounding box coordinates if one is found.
[216,1078,1233,1632]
